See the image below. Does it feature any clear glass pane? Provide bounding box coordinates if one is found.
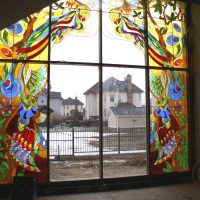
[49,64,100,181]
[103,1,145,65]
[0,62,48,184]
[149,69,188,174]
[102,67,147,178]
[50,0,99,63]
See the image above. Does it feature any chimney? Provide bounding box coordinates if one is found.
[126,74,133,104]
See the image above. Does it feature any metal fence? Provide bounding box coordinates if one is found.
[42,127,146,157]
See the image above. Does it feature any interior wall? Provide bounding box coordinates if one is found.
[190,3,200,163]
[0,0,57,30]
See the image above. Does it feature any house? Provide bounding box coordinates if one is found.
[108,103,146,128]
[62,97,84,118]
[37,89,63,120]
[83,74,144,122]
[37,89,84,122]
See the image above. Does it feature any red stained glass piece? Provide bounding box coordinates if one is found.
[1,48,12,57]
[175,58,182,66]
[5,80,10,87]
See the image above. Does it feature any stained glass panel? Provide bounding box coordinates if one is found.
[0,62,48,184]
[0,26,14,60]
[0,6,50,61]
[147,1,187,68]
[103,0,145,65]
[50,0,99,63]
[150,69,188,174]
[148,0,186,21]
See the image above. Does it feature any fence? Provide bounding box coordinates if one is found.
[43,127,146,158]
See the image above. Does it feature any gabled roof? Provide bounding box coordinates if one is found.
[39,88,62,99]
[38,105,54,113]
[110,103,146,116]
[62,97,84,105]
[83,77,143,95]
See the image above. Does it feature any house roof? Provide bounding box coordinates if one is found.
[39,88,62,99]
[83,77,143,95]
[110,103,146,116]
[62,97,84,105]
[38,105,54,113]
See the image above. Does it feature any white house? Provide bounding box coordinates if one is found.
[83,74,144,121]
[37,89,84,121]
[62,97,84,118]
[108,103,146,128]
[37,89,63,120]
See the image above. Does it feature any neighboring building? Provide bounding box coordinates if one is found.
[62,97,84,118]
[37,89,84,122]
[108,103,146,128]
[83,74,144,121]
[37,88,63,120]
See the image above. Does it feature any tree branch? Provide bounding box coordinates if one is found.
[147,5,174,60]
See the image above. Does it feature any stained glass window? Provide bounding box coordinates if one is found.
[148,1,187,68]
[50,0,99,62]
[103,0,145,65]
[150,69,188,174]
[0,0,189,185]
[0,6,50,61]
[0,62,48,183]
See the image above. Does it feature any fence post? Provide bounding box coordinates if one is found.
[118,127,120,155]
[57,144,60,161]
[72,127,74,156]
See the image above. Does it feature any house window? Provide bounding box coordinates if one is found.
[0,0,189,185]
[110,95,114,102]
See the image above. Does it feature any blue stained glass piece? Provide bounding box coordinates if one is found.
[7,22,23,34]
[173,23,181,32]
[166,35,179,46]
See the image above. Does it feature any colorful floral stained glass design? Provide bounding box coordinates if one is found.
[148,0,187,68]
[0,0,94,184]
[0,6,50,61]
[0,0,189,184]
[50,0,99,62]
[150,69,188,174]
[0,62,48,183]
[103,0,145,65]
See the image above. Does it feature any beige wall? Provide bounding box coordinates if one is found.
[191,3,200,163]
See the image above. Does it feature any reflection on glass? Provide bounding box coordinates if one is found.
[49,64,99,181]
[149,69,188,174]
[102,67,147,178]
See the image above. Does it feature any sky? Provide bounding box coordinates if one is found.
[50,65,146,105]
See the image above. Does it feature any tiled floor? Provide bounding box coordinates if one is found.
[39,183,200,200]
[2,183,200,200]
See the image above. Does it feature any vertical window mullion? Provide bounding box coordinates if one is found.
[144,0,151,175]
[47,2,52,183]
[99,0,103,180]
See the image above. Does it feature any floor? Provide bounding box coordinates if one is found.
[38,183,200,200]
